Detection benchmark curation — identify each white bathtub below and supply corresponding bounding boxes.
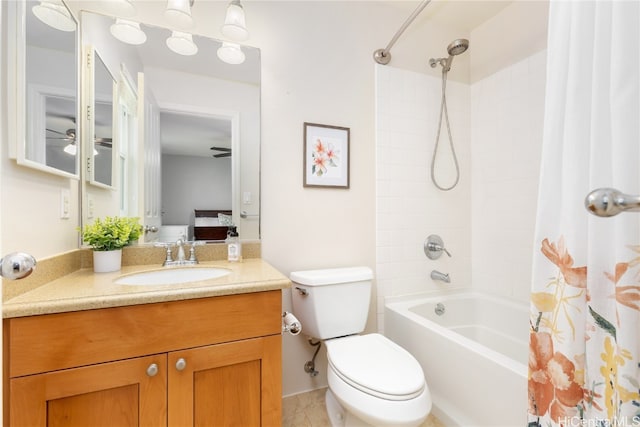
[384,291,528,427]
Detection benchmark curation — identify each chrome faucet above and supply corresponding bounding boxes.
[175,239,186,262]
[156,240,204,267]
[431,270,450,283]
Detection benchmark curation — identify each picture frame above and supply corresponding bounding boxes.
[303,122,350,188]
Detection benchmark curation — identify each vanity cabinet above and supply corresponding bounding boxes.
[4,291,282,427]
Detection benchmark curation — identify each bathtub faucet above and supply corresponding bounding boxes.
[431,270,450,283]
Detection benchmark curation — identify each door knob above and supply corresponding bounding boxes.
[0,252,36,280]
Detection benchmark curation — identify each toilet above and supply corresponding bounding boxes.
[291,267,431,427]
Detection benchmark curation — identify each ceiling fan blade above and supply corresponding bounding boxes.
[95,138,113,145]
[213,153,232,158]
[46,128,68,136]
[47,113,76,123]
[210,146,232,152]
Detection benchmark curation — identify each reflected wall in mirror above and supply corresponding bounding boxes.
[87,49,116,188]
[161,111,232,227]
[79,11,261,241]
[11,0,79,178]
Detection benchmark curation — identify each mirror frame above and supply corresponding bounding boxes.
[8,0,80,180]
[83,45,118,190]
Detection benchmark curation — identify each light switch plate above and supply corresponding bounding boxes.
[60,189,70,219]
[87,194,94,219]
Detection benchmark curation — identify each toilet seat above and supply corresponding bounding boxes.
[326,333,425,401]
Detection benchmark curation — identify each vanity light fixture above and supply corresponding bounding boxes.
[102,0,136,17]
[217,41,245,65]
[166,31,198,56]
[110,19,147,45]
[221,0,249,42]
[32,0,75,32]
[164,0,195,30]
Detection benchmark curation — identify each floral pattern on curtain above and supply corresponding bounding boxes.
[528,0,640,426]
[529,237,640,425]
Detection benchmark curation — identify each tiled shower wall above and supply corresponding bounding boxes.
[470,50,546,303]
[375,64,472,332]
[375,51,546,329]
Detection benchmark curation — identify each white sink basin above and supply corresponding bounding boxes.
[115,267,231,286]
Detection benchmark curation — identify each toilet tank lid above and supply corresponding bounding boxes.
[290,267,373,286]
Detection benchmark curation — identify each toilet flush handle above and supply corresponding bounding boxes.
[295,286,308,296]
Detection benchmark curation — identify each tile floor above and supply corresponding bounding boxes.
[282,388,445,427]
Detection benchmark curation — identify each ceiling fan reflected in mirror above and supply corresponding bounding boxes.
[210,146,231,158]
[46,128,111,155]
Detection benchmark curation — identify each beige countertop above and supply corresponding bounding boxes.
[3,258,290,318]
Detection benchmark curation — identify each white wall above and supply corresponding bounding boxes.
[161,153,231,226]
[470,51,546,303]
[470,1,549,84]
[468,1,548,304]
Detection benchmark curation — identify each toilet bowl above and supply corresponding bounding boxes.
[325,334,431,427]
[290,267,432,427]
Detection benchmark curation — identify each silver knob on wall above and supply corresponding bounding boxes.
[0,252,36,280]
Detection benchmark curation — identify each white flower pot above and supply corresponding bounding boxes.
[93,249,122,273]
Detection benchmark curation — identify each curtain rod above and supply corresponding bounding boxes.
[373,0,432,65]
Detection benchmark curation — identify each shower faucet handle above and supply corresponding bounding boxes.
[424,235,452,259]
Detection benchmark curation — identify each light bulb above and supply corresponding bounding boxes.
[32,0,75,32]
[63,143,76,155]
[110,19,147,45]
[221,1,249,41]
[164,0,194,30]
[217,41,245,65]
[166,31,198,56]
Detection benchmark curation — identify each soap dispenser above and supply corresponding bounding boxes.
[226,226,242,262]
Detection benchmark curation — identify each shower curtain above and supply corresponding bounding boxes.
[528,1,640,426]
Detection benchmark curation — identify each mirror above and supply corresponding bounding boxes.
[10,0,79,179]
[79,11,261,241]
[85,47,116,188]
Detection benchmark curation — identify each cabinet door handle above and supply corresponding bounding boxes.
[146,363,159,377]
[175,358,187,371]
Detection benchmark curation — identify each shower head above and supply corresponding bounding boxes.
[447,39,469,56]
[430,38,470,72]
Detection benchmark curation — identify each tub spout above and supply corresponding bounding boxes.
[431,270,450,283]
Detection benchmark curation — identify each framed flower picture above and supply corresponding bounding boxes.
[303,122,350,188]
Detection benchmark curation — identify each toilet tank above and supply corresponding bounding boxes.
[290,267,373,340]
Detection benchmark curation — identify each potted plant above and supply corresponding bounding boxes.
[80,216,142,273]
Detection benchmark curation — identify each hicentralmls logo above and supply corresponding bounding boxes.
[558,416,640,427]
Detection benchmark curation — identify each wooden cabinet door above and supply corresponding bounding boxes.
[168,335,282,427]
[10,354,167,427]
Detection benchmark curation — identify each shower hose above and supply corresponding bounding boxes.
[431,69,460,191]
